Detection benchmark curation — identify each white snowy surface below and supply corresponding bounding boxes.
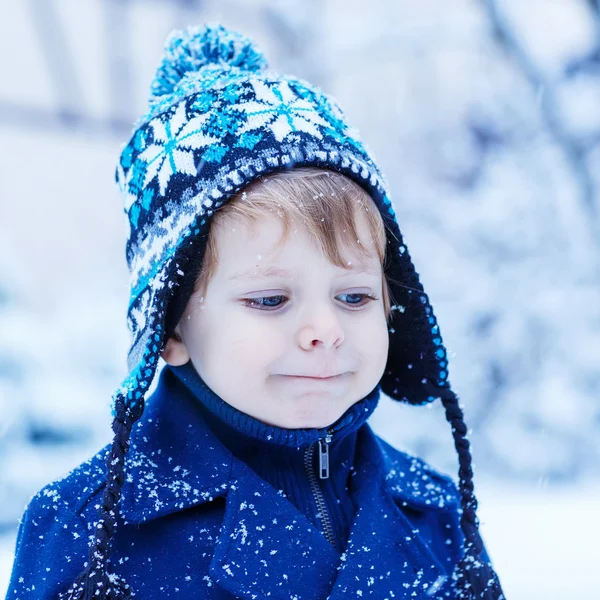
[475,481,599,599]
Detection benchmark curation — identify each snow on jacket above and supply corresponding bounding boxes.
[6,364,492,599]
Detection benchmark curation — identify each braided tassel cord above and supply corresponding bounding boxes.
[59,395,144,599]
[424,380,506,600]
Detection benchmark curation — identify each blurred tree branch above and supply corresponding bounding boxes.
[585,0,600,15]
[481,0,600,246]
[28,0,86,117]
[0,102,131,137]
[103,0,134,126]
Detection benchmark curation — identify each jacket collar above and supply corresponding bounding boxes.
[121,365,233,523]
[205,424,459,600]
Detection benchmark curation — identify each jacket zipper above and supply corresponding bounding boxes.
[303,430,336,549]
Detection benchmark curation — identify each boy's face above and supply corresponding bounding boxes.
[162,210,389,429]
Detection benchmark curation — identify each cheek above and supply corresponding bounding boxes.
[201,307,285,368]
[357,311,389,366]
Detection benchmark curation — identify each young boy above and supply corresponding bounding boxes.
[5,24,505,600]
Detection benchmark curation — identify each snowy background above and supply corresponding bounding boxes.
[1,1,599,598]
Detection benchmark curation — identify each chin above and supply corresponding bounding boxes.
[286,405,346,430]
[262,388,356,429]
[281,419,331,430]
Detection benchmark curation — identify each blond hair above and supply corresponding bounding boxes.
[189,167,394,320]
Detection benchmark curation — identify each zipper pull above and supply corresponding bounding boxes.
[318,434,332,479]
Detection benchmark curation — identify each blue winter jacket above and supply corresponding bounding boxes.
[5,363,491,599]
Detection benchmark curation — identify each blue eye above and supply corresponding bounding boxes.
[339,293,372,305]
[243,295,287,309]
[243,293,377,312]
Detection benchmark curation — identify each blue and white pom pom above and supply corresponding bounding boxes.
[149,23,268,101]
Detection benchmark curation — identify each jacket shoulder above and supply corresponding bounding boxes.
[26,443,109,521]
[5,445,110,598]
[47,444,108,503]
[373,433,461,510]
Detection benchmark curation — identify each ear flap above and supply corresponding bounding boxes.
[375,201,450,405]
[163,230,210,340]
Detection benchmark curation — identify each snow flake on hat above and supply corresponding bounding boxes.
[139,103,217,195]
[232,80,329,142]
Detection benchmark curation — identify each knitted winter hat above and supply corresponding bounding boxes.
[62,24,504,600]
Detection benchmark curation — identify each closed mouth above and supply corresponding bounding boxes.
[282,373,347,380]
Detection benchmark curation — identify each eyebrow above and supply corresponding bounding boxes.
[228,263,381,282]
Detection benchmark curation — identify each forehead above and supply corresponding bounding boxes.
[213,210,381,275]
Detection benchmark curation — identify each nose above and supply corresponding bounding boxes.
[297,304,345,350]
